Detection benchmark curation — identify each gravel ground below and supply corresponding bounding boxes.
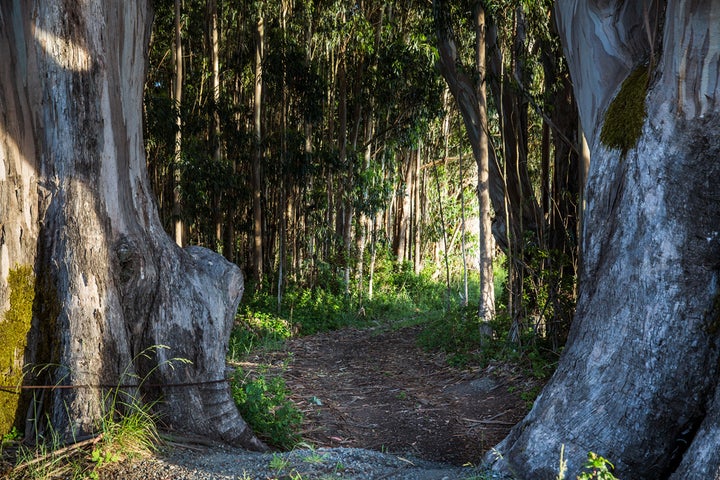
[103,444,507,479]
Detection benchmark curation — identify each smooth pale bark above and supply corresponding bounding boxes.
[172,0,185,247]
[252,14,264,285]
[434,0,495,329]
[393,151,413,263]
[488,1,720,478]
[473,3,495,329]
[0,1,265,450]
[433,0,505,221]
[208,0,224,252]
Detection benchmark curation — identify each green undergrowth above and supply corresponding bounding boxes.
[5,346,177,479]
[231,366,302,450]
[417,305,559,379]
[228,260,453,449]
[416,254,559,378]
[231,260,447,359]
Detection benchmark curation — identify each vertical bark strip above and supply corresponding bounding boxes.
[0,1,265,450]
[489,1,720,478]
[252,13,264,285]
[473,2,495,329]
[172,0,184,247]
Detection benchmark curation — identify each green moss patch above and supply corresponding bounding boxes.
[0,265,35,434]
[600,64,649,156]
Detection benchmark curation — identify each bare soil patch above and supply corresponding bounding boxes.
[243,325,544,466]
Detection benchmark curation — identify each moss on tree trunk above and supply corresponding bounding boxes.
[0,265,34,434]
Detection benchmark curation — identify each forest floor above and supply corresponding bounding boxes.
[6,324,545,479]
[241,324,544,466]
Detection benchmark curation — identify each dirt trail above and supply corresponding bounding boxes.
[245,325,542,466]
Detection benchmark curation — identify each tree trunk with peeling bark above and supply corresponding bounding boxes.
[488,1,720,478]
[0,1,265,451]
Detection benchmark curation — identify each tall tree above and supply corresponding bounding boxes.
[0,0,265,450]
[489,1,720,478]
[472,2,495,331]
[434,0,497,332]
[252,7,265,285]
[172,0,185,247]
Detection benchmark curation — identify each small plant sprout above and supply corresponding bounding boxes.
[576,452,618,480]
[303,450,327,464]
[269,452,290,471]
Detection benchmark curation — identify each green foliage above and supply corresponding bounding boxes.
[418,303,560,376]
[229,310,293,360]
[236,254,449,346]
[555,448,619,480]
[2,427,20,444]
[0,265,35,435]
[600,64,649,156]
[365,260,446,324]
[269,452,291,471]
[231,367,303,450]
[415,259,514,369]
[283,288,352,335]
[417,304,483,368]
[576,452,618,480]
[484,313,559,379]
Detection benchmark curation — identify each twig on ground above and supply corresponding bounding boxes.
[12,433,104,473]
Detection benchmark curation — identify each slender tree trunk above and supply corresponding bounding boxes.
[432,151,452,299]
[355,117,375,305]
[413,146,423,274]
[208,0,224,252]
[489,2,720,478]
[172,0,185,247]
[394,151,413,263]
[0,0,265,450]
[252,13,264,286]
[458,147,469,308]
[368,217,377,300]
[434,0,495,329]
[474,2,495,334]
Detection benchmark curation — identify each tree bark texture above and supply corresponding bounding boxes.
[473,2,495,328]
[172,0,184,247]
[488,1,720,478]
[252,14,264,286]
[0,1,265,450]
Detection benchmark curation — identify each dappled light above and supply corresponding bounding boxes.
[32,25,92,73]
[5,0,720,478]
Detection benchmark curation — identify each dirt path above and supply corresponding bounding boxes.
[243,325,543,466]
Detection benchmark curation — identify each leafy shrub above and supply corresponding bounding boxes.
[284,288,350,335]
[231,368,302,449]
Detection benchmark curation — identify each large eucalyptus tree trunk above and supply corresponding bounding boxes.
[0,1,265,451]
[488,1,720,478]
